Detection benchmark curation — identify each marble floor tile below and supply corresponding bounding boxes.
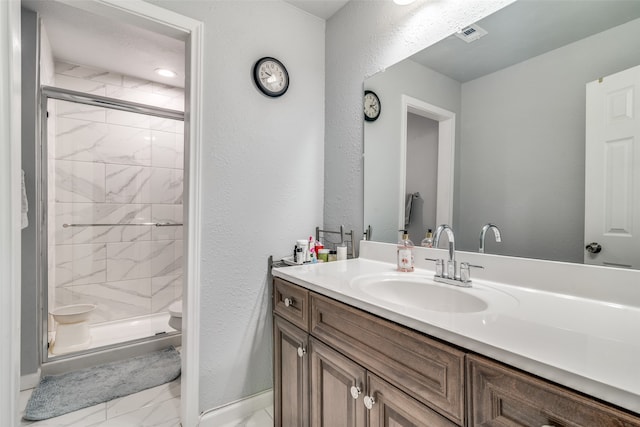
[21,402,107,427]
[264,404,274,419]
[220,408,274,427]
[89,395,180,427]
[106,378,181,419]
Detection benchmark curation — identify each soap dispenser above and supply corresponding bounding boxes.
[397,230,414,272]
[421,229,434,248]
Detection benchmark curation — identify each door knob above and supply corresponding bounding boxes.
[350,386,361,399]
[363,395,376,410]
[585,242,602,253]
[284,297,295,307]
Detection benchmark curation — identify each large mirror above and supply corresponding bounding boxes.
[364,0,640,269]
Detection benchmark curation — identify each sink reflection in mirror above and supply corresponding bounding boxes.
[349,272,517,314]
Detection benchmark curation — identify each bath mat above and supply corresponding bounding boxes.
[24,346,181,421]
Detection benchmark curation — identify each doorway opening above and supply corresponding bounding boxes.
[400,95,455,233]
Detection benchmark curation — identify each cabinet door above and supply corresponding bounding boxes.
[311,293,465,424]
[309,337,367,427]
[274,315,309,427]
[367,373,458,427]
[467,354,640,427]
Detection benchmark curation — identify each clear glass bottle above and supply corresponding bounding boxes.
[397,230,414,272]
[421,229,434,248]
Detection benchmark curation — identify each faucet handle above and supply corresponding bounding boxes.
[425,258,444,277]
[460,262,483,283]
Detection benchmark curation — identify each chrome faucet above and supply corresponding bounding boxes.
[433,224,456,279]
[427,224,483,287]
[479,223,502,253]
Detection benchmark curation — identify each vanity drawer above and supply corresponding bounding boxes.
[310,293,465,426]
[273,278,310,331]
[467,354,640,427]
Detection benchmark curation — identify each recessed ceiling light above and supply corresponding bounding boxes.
[393,0,416,5]
[155,68,177,78]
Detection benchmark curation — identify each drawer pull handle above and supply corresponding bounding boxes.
[297,346,306,358]
[284,297,295,307]
[363,395,376,410]
[350,386,361,400]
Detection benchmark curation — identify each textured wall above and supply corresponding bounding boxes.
[325,0,514,241]
[146,0,325,412]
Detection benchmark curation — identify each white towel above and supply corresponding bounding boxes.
[21,169,28,229]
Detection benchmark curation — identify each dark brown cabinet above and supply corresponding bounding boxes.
[310,293,465,425]
[309,336,455,427]
[274,315,309,427]
[310,337,367,427]
[274,278,640,427]
[274,278,464,427]
[367,373,457,427]
[467,354,640,427]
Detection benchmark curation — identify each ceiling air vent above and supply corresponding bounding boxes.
[455,24,488,43]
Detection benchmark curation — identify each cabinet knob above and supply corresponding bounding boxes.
[297,346,306,358]
[350,386,361,400]
[284,297,295,307]
[363,395,376,410]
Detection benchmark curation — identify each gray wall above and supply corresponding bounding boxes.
[456,17,640,261]
[325,0,514,242]
[21,7,39,378]
[406,113,438,242]
[146,0,325,412]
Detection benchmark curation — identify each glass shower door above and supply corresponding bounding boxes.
[44,93,184,358]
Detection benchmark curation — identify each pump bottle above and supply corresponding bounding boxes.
[421,229,434,248]
[397,230,414,272]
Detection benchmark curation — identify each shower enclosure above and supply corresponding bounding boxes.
[41,81,184,361]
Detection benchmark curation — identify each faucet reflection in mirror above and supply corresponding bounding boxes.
[479,223,501,254]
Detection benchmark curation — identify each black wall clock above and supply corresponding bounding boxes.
[364,90,381,121]
[253,57,289,97]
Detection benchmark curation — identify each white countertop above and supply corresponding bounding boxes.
[272,243,640,415]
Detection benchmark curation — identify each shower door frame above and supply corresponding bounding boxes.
[39,86,186,365]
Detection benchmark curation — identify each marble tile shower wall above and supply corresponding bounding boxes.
[48,61,184,326]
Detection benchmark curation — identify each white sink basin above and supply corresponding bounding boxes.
[350,273,516,314]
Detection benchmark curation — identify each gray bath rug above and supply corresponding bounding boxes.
[24,346,181,421]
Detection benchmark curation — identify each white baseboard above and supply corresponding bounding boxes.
[199,389,273,427]
[20,369,41,391]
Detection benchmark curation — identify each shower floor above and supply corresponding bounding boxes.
[48,312,178,358]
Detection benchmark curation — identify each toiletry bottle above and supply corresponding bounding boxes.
[421,229,434,248]
[306,236,314,262]
[337,243,347,261]
[397,230,414,272]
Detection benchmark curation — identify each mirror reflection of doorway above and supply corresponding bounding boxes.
[585,64,640,269]
[405,113,438,240]
[400,95,455,241]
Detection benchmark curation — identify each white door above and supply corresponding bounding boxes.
[585,64,640,268]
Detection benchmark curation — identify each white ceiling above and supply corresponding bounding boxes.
[410,0,640,83]
[284,0,349,20]
[22,0,186,88]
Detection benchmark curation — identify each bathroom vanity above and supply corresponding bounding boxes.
[271,241,640,426]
